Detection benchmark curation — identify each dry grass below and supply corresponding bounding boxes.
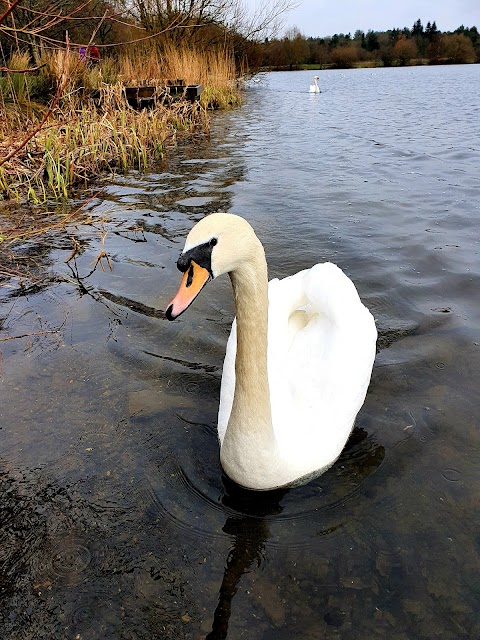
[0,44,241,203]
[116,44,241,108]
[1,94,203,201]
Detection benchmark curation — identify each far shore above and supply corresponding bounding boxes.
[261,59,479,72]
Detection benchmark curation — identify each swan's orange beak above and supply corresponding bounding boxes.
[166,260,211,320]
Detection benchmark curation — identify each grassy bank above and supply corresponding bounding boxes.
[0,46,241,204]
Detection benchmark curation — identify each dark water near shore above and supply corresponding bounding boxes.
[1,65,480,639]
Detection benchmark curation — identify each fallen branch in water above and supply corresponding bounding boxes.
[0,329,60,342]
[0,189,105,247]
[0,313,67,343]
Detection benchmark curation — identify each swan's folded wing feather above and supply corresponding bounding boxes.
[268,263,377,461]
[218,262,377,466]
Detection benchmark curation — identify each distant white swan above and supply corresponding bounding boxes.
[309,76,320,93]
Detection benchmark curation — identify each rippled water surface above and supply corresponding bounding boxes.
[1,65,480,639]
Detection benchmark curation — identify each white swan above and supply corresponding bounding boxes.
[309,75,320,93]
[166,214,377,490]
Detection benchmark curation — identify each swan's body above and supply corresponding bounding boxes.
[167,214,377,490]
[309,75,320,93]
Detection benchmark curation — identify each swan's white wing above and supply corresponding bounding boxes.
[267,263,376,465]
[218,262,377,468]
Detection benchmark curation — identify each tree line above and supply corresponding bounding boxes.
[257,19,479,69]
[0,0,294,71]
[1,4,478,75]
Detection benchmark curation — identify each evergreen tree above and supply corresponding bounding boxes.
[365,30,380,51]
[425,21,439,40]
[388,28,400,44]
[412,19,424,36]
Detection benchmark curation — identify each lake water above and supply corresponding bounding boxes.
[1,65,479,639]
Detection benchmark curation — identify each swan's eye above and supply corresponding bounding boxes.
[210,238,218,247]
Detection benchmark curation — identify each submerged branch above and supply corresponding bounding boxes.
[0,328,60,342]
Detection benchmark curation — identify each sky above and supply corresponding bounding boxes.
[258,0,480,38]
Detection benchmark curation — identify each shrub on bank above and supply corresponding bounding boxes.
[0,45,241,202]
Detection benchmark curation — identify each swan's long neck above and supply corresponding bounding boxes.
[220,241,282,489]
[230,257,271,427]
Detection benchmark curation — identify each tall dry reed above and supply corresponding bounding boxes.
[0,44,241,202]
[117,44,241,109]
[0,84,205,202]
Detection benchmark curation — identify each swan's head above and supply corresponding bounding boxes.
[166,213,260,320]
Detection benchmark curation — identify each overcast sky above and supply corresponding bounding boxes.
[267,0,479,38]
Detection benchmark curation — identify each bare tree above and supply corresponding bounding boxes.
[124,0,297,46]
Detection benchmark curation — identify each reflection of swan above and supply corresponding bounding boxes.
[205,480,285,640]
[205,515,267,640]
[203,427,384,639]
[166,213,377,490]
[309,75,320,93]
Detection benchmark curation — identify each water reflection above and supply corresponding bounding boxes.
[205,429,385,639]
[206,481,286,640]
